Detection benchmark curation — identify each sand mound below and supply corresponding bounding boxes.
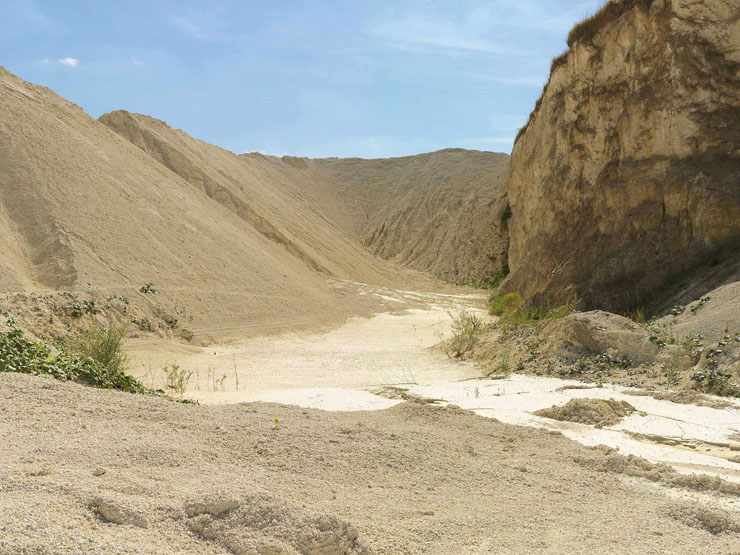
[185,493,370,554]
[668,504,740,535]
[535,398,635,427]
[1,66,466,338]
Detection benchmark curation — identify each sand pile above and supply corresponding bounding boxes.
[0,66,462,337]
[535,398,636,427]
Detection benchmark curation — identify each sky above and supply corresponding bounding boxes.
[2,0,604,158]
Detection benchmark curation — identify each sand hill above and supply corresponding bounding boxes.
[243,151,511,283]
[0,66,512,337]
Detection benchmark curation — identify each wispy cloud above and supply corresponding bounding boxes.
[369,14,528,57]
[167,8,231,42]
[451,72,545,87]
[170,14,205,39]
[58,57,78,67]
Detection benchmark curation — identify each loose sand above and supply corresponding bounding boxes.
[3,372,740,554]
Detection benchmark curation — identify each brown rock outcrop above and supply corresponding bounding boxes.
[504,0,740,311]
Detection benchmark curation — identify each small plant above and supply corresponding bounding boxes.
[131,317,153,331]
[165,318,178,330]
[140,282,158,295]
[494,350,511,376]
[489,292,522,316]
[627,306,647,324]
[446,309,485,358]
[669,305,685,317]
[665,351,683,385]
[67,323,129,374]
[648,322,678,348]
[163,363,193,398]
[690,296,711,314]
[68,302,84,319]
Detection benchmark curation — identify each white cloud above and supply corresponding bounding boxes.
[39,58,50,64]
[369,14,528,57]
[170,14,205,39]
[58,57,78,67]
[452,72,545,87]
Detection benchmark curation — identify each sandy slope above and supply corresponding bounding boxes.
[242,150,510,283]
[3,372,740,554]
[1,65,503,338]
[0,66,442,333]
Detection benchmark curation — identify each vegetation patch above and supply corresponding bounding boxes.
[567,0,656,48]
[67,322,129,375]
[469,268,508,290]
[0,318,147,394]
[444,309,486,358]
[489,292,522,316]
[499,300,578,327]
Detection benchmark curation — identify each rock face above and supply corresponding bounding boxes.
[504,0,740,311]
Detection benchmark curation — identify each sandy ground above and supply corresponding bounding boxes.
[3,372,740,554]
[126,288,740,488]
[125,288,488,403]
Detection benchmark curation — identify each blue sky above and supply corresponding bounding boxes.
[2,0,604,158]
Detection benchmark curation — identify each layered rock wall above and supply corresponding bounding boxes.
[504,0,740,310]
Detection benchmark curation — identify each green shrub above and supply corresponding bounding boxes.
[0,320,146,393]
[502,300,579,327]
[691,369,740,398]
[446,309,485,358]
[140,282,157,295]
[470,268,509,290]
[67,323,129,374]
[489,293,522,316]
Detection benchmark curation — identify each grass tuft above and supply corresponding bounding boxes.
[501,300,579,327]
[67,322,129,374]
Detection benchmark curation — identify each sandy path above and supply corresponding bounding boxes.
[126,289,487,405]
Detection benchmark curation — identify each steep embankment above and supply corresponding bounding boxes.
[504,0,740,311]
[244,150,511,284]
[0,67,401,330]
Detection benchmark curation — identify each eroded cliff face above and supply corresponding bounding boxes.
[504,0,740,311]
